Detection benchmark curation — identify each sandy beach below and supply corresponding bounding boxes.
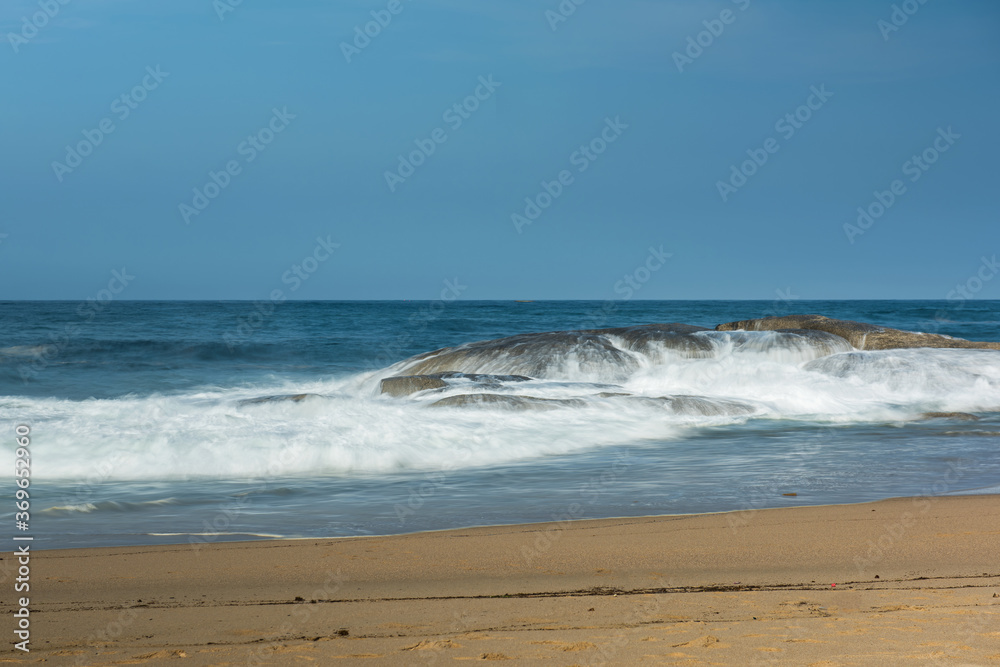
[4,495,997,666]
[7,0,1000,660]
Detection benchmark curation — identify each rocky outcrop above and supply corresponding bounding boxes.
[379,372,532,397]
[384,324,718,379]
[581,323,714,356]
[391,330,639,378]
[372,316,1000,409]
[716,314,1000,350]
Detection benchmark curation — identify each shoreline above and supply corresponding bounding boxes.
[9,494,999,664]
[34,488,1000,553]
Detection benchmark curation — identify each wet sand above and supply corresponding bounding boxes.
[7,495,999,665]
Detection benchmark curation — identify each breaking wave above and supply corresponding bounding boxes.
[3,323,999,482]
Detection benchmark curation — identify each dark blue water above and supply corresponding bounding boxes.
[3,299,998,400]
[1,300,998,549]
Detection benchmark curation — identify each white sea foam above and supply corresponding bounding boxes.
[41,498,179,514]
[4,333,999,482]
[145,532,285,538]
[0,345,51,358]
[945,484,1000,496]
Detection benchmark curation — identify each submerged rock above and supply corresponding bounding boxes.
[429,393,584,410]
[380,375,447,397]
[603,393,755,416]
[661,395,756,416]
[427,390,754,415]
[919,412,980,421]
[379,372,532,397]
[237,393,317,406]
[716,314,1000,350]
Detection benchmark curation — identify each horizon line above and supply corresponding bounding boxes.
[1,298,994,303]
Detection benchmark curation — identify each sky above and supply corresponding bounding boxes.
[1,0,998,300]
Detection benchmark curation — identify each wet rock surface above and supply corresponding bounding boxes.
[391,330,642,379]
[429,394,585,410]
[716,314,1000,350]
[374,316,1000,410]
[380,372,532,397]
[237,393,318,406]
[919,412,981,421]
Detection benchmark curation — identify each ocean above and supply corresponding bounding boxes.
[2,300,999,550]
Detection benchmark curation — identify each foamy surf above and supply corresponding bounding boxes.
[3,302,998,550]
[41,498,179,514]
[4,326,999,482]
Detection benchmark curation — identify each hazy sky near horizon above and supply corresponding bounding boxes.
[1,0,998,300]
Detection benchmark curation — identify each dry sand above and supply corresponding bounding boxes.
[4,495,999,666]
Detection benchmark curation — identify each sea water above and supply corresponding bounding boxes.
[1,300,998,549]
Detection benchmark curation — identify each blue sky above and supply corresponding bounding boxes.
[1,0,998,300]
